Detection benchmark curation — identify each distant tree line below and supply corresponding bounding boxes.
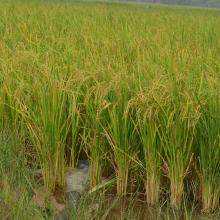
[125,0,220,7]
[151,0,220,7]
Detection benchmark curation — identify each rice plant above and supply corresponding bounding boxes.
[137,115,161,206]
[23,73,71,191]
[158,86,199,209]
[105,90,137,196]
[0,2,220,218]
[66,84,81,168]
[132,85,164,206]
[196,91,220,213]
[83,84,109,188]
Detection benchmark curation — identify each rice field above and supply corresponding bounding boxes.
[1,1,220,219]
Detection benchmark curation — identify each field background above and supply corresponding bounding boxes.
[1,1,220,219]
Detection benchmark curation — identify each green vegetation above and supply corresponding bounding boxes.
[1,1,220,219]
